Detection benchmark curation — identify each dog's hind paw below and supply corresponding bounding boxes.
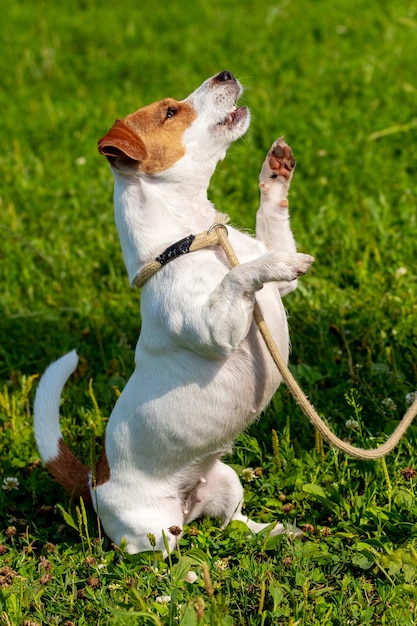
[269,522,303,539]
[244,517,303,539]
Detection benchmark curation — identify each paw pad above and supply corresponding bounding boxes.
[269,140,295,180]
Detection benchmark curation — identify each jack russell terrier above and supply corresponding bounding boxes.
[34,70,314,554]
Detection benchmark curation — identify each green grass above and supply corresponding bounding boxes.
[1,0,417,623]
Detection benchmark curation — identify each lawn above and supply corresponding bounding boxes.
[1,0,417,623]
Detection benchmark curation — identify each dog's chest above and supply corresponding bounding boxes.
[132,283,287,434]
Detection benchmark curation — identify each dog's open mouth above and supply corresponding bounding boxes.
[220,105,248,127]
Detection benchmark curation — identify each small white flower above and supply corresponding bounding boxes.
[2,477,19,491]
[155,595,171,604]
[336,24,348,34]
[75,156,87,166]
[185,570,198,584]
[345,419,359,430]
[242,467,256,482]
[214,557,230,571]
[406,391,417,405]
[381,398,397,412]
[395,267,407,278]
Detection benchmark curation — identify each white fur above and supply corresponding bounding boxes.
[34,350,79,461]
[34,72,313,554]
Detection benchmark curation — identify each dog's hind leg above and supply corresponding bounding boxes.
[184,460,244,524]
[184,460,301,538]
[95,486,185,556]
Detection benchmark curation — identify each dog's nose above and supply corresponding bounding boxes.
[215,70,235,83]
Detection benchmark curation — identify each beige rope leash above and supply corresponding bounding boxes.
[133,226,227,288]
[134,223,417,459]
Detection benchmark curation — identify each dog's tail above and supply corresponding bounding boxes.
[34,350,92,503]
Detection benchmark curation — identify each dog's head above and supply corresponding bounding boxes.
[98,71,250,177]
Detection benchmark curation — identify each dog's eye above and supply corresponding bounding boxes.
[165,107,179,120]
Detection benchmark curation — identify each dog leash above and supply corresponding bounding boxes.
[133,223,417,459]
[133,227,225,288]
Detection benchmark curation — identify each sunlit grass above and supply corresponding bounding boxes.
[1,0,417,623]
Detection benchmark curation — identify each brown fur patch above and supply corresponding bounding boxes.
[46,439,91,503]
[98,98,196,174]
[95,440,110,487]
[98,119,147,164]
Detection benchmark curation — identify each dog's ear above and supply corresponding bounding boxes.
[98,120,147,168]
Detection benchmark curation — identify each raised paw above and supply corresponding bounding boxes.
[294,252,314,276]
[289,253,314,280]
[269,137,295,180]
[262,251,314,285]
[259,138,296,207]
[260,137,296,184]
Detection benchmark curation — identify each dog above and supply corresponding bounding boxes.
[34,70,314,554]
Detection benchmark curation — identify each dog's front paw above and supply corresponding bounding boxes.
[284,252,314,281]
[293,252,314,277]
[259,138,296,208]
[260,251,314,285]
[260,137,296,184]
[269,137,296,180]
